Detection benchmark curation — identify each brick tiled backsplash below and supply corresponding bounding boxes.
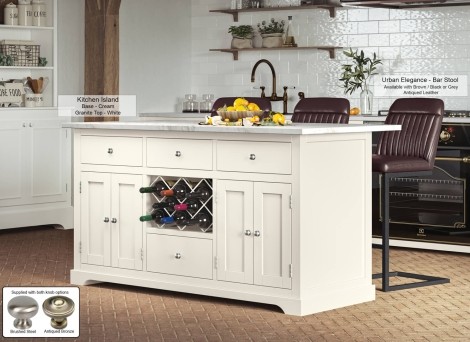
[191,1,470,113]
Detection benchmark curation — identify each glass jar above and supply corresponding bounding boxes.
[199,94,214,114]
[182,94,198,113]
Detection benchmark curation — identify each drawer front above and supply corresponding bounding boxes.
[81,136,143,166]
[217,141,292,174]
[147,138,213,170]
[147,234,213,279]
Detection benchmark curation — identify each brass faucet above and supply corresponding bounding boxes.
[251,59,288,114]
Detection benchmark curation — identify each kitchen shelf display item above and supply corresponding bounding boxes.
[18,0,33,26]
[32,0,47,27]
[182,94,198,113]
[141,176,213,233]
[210,46,340,60]
[0,40,39,66]
[4,2,18,25]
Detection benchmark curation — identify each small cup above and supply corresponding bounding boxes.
[25,94,36,107]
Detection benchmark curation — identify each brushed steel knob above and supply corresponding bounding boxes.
[29,123,33,127]
[175,253,182,259]
[175,151,182,157]
[104,217,109,223]
[108,148,113,154]
[440,130,451,142]
[7,296,39,330]
[249,154,256,160]
[245,230,252,236]
[254,230,261,237]
[42,296,75,330]
[22,122,26,127]
[111,218,117,223]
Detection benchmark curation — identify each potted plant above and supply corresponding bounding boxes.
[339,48,382,114]
[257,18,285,48]
[228,25,254,49]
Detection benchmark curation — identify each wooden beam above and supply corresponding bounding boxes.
[84,0,121,121]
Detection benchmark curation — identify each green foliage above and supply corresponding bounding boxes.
[257,18,285,34]
[228,25,254,39]
[339,48,382,95]
[38,57,48,67]
[0,53,14,66]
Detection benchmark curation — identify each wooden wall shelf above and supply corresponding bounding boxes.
[209,5,339,21]
[209,46,341,60]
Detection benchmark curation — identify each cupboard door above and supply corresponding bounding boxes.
[110,174,143,270]
[253,182,292,289]
[216,180,254,284]
[80,172,111,266]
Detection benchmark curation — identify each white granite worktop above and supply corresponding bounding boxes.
[63,120,400,135]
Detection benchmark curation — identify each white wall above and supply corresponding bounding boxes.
[191,1,470,113]
[119,0,191,113]
[57,0,84,95]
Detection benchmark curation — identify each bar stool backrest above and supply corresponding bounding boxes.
[292,97,350,124]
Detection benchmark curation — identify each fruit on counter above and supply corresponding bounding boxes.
[349,107,360,115]
[247,102,260,111]
[235,105,248,111]
[234,97,249,107]
[217,98,261,112]
[272,113,285,125]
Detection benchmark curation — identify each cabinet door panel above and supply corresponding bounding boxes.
[111,174,143,270]
[31,120,68,203]
[253,182,292,289]
[81,172,111,266]
[0,121,26,205]
[216,180,254,284]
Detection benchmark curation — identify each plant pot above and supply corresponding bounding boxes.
[231,36,253,49]
[261,33,283,48]
[360,87,373,115]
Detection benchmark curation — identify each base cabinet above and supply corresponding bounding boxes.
[80,172,143,270]
[216,180,292,289]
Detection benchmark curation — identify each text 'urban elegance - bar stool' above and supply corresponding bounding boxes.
[373,98,450,291]
[292,97,350,124]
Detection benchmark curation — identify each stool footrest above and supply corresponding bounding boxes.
[373,271,450,292]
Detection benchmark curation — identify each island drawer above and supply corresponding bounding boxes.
[147,138,213,170]
[81,135,143,166]
[217,140,292,174]
[146,234,213,279]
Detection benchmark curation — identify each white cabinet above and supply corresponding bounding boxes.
[80,172,143,270]
[0,110,72,230]
[216,180,292,289]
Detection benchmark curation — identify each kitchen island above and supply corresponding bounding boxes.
[65,120,399,316]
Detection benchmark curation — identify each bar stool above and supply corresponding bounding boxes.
[292,97,350,123]
[373,98,450,291]
[210,97,271,117]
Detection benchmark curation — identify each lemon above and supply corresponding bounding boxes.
[235,105,247,111]
[247,102,260,111]
[226,106,236,111]
[272,113,285,125]
[252,115,260,122]
[234,97,249,107]
[350,107,360,115]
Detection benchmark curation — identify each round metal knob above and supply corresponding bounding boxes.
[440,130,451,142]
[245,230,252,236]
[108,148,113,154]
[175,151,182,157]
[111,218,117,223]
[8,296,39,330]
[175,253,182,259]
[254,230,261,237]
[104,217,109,223]
[249,154,256,160]
[22,122,26,127]
[29,123,33,127]
[42,296,75,330]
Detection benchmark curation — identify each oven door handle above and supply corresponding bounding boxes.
[436,156,470,163]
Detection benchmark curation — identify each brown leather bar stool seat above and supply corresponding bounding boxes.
[292,97,350,123]
[210,97,272,117]
[373,98,450,291]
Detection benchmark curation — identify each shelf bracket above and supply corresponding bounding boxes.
[318,47,336,59]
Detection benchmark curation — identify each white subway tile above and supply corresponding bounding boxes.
[358,21,379,34]
[379,20,400,34]
[347,9,369,22]
[369,34,390,47]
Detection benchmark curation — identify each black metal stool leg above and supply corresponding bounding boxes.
[373,172,450,292]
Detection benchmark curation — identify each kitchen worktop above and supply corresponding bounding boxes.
[63,120,400,135]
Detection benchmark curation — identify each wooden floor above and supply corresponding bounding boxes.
[0,226,469,341]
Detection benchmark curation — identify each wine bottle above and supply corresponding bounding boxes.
[180,213,212,229]
[186,186,211,201]
[139,210,165,222]
[160,182,191,199]
[174,211,191,225]
[174,199,200,212]
[152,197,177,210]
[160,216,175,225]
[139,181,171,196]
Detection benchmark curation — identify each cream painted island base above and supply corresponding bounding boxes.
[65,121,400,316]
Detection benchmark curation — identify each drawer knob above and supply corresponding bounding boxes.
[108,148,113,154]
[7,296,39,329]
[254,230,261,237]
[22,122,26,127]
[104,217,109,223]
[175,253,182,259]
[111,218,117,223]
[175,151,182,157]
[249,154,256,160]
[245,230,252,236]
[42,296,75,330]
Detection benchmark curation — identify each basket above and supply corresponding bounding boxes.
[0,40,40,67]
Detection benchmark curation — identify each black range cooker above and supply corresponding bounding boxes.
[371,110,470,253]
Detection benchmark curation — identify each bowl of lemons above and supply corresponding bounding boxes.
[217,98,264,122]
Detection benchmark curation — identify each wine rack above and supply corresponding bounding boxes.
[142,176,213,233]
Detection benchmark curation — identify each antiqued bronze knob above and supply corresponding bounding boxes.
[7,296,39,329]
[42,296,75,329]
